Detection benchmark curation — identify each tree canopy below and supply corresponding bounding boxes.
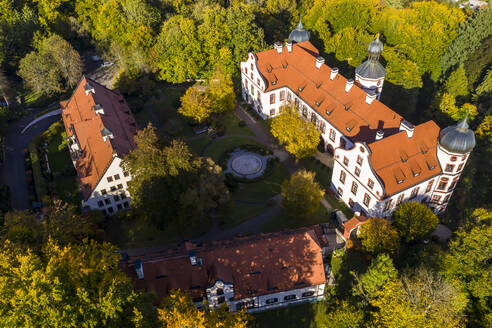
[358,218,400,254]
[392,201,439,243]
[270,107,320,159]
[281,169,324,218]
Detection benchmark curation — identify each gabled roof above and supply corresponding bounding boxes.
[253,41,403,144]
[121,225,327,303]
[61,76,138,199]
[368,121,442,196]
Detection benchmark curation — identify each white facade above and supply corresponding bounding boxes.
[80,156,132,215]
[355,74,385,99]
[206,279,325,313]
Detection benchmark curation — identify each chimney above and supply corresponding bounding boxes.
[274,42,283,54]
[315,57,325,69]
[399,119,415,138]
[134,259,144,280]
[330,67,339,80]
[345,79,354,93]
[286,41,293,52]
[375,130,384,141]
[365,91,377,104]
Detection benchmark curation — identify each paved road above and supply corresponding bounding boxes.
[2,109,61,210]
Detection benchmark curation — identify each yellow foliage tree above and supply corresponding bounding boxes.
[270,107,320,159]
[439,93,478,121]
[281,170,325,218]
[476,115,492,140]
[179,86,213,124]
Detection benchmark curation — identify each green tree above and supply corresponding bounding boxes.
[476,68,492,96]
[0,239,155,327]
[179,86,212,124]
[352,253,398,302]
[439,93,478,121]
[208,68,235,114]
[18,34,82,95]
[123,125,229,231]
[358,218,400,254]
[441,8,492,76]
[270,107,320,159]
[281,170,325,218]
[153,15,206,83]
[444,208,492,327]
[371,268,467,328]
[158,289,249,328]
[476,115,492,140]
[444,64,469,97]
[392,201,438,243]
[312,300,364,328]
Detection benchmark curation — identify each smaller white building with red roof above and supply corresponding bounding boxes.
[61,76,138,215]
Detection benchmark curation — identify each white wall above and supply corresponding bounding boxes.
[82,156,132,214]
[355,74,384,99]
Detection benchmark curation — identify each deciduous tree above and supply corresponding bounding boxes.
[208,68,235,114]
[444,64,469,97]
[352,253,398,302]
[270,107,320,159]
[312,300,365,328]
[392,201,438,243]
[371,268,467,328]
[281,170,324,218]
[179,86,212,124]
[358,218,400,254]
[0,239,155,327]
[439,93,478,122]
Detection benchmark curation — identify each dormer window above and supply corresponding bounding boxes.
[93,104,104,115]
[101,127,114,141]
[84,83,95,95]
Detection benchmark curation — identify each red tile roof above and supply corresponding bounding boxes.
[121,226,328,303]
[368,121,442,196]
[61,76,138,199]
[253,42,442,197]
[342,215,368,239]
[254,41,403,144]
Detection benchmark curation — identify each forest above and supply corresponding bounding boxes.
[0,0,491,327]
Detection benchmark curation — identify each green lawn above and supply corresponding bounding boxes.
[220,111,254,136]
[251,302,319,328]
[219,201,272,229]
[261,205,331,233]
[134,108,154,129]
[299,157,333,190]
[204,136,261,162]
[187,135,212,155]
[325,192,353,218]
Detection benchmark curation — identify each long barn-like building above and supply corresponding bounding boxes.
[241,21,476,217]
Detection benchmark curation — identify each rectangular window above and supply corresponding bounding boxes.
[368,179,374,189]
[114,195,120,202]
[339,171,346,184]
[107,176,113,183]
[354,167,361,177]
[117,204,123,210]
[114,174,120,180]
[123,171,129,177]
[111,186,117,191]
[319,122,326,133]
[410,187,419,199]
[250,72,253,79]
[425,180,434,193]
[329,129,336,141]
[280,91,285,101]
[363,193,371,207]
[383,199,392,211]
[432,195,441,203]
[357,155,363,166]
[98,200,104,207]
[437,181,447,190]
[120,192,126,199]
[257,78,260,85]
[302,106,308,118]
[270,94,275,104]
[349,198,354,208]
[287,92,292,102]
[104,198,111,205]
[302,291,315,298]
[251,63,253,70]
[117,183,123,189]
[270,108,275,116]
[101,189,107,195]
[294,98,299,108]
[343,157,349,166]
[337,187,343,196]
[245,67,248,74]
[257,90,260,99]
[445,164,454,172]
[284,295,296,301]
[123,201,129,208]
[457,163,464,171]
[351,181,358,195]
[266,298,278,304]
[396,194,404,205]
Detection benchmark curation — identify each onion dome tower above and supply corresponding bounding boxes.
[355,35,386,99]
[439,113,476,154]
[288,15,310,43]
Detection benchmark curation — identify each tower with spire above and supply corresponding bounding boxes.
[432,113,476,213]
[288,15,310,43]
[355,35,386,99]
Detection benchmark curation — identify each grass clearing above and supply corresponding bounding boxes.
[187,136,212,155]
[204,136,261,162]
[261,205,330,233]
[325,192,353,218]
[221,111,254,136]
[134,109,154,128]
[251,302,318,328]
[299,157,333,190]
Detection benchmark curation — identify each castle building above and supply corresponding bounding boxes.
[240,29,475,217]
[61,76,138,215]
[121,225,330,312]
